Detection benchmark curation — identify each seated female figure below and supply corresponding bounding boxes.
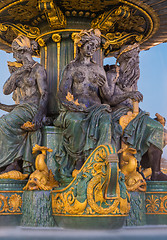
[54,29,141,180]
[0,35,48,174]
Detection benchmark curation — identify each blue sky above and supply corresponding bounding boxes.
[0,43,167,157]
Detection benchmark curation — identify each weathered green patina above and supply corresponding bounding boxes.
[54,104,112,180]
[112,106,164,164]
[0,103,42,173]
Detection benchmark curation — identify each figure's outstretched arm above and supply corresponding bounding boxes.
[107,91,143,106]
[59,66,72,99]
[99,67,143,106]
[101,82,143,106]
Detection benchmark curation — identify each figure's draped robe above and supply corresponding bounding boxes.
[0,103,42,173]
[54,104,112,178]
[54,103,164,179]
[112,106,164,163]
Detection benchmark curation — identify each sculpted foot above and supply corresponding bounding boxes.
[151,171,167,181]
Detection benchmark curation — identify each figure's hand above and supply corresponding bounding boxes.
[67,101,84,112]
[129,91,143,102]
[10,65,31,84]
[32,112,44,130]
[97,74,106,87]
[23,65,32,72]
[15,65,31,75]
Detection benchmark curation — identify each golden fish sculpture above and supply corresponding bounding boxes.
[23,144,59,191]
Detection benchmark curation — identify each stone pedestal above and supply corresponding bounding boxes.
[125,191,146,226]
[42,126,63,181]
[21,191,55,227]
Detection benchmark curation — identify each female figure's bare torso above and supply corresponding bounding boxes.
[69,61,106,107]
[13,63,43,106]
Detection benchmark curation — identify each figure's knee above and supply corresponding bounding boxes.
[99,114,111,126]
[141,151,150,169]
[66,112,84,126]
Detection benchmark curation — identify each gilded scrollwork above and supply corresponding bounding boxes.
[38,0,66,29]
[146,194,167,214]
[102,32,143,56]
[1,23,40,39]
[60,0,119,12]
[91,5,145,33]
[159,196,167,213]
[103,32,143,49]
[118,15,145,33]
[0,193,22,214]
[91,6,131,32]
[52,144,130,216]
[17,24,40,38]
[0,24,17,47]
[0,23,40,49]
[0,24,7,32]
[0,194,9,213]
[146,195,160,213]
[0,0,160,53]
[91,3,158,55]
[5,0,39,22]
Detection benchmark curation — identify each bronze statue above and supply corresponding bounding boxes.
[0,35,48,174]
[23,144,59,190]
[54,29,142,181]
[105,43,167,181]
[54,29,167,182]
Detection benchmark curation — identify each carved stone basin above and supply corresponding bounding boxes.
[0,179,27,226]
[51,144,130,229]
[52,214,126,230]
[145,181,167,225]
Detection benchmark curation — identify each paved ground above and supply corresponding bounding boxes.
[0,226,167,240]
